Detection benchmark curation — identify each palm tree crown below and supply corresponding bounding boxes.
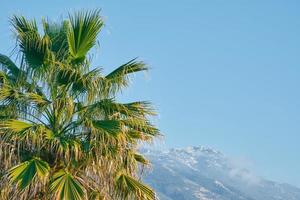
[0,10,159,200]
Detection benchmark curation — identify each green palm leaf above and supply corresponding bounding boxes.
[50,170,85,200]
[20,33,51,70]
[43,20,69,60]
[11,15,37,33]
[122,118,160,137]
[0,54,23,78]
[12,16,51,71]
[56,67,102,98]
[1,119,33,132]
[67,10,103,64]
[26,92,51,105]
[116,172,155,200]
[0,104,17,119]
[85,99,156,118]
[8,157,50,190]
[0,120,52,141]
[105,59,148,93]
[92,120,122,137]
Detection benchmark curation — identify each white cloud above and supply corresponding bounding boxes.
[227,156,262,185]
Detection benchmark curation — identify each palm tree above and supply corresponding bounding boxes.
[0,10,159,200]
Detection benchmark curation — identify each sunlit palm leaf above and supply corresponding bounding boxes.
[50,170,85,200]
[0,120,52,142]
[122,119,160,137]
[26,92,51,105]
[0,86,49,107]
[8,158,49,190]
[67,10,103,64]
[85,99,156,118]
[105,59,148,93]
[1,119,33,132]
[116,172,155,200]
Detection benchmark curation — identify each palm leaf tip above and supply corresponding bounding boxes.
[134,153,149,165]
[104,59,148,93]
[106,59,148,80]
[10,15,38,33]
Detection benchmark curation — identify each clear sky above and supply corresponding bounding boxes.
[1,0,300,187]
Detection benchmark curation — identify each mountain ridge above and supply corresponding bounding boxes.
[142,146,300,200]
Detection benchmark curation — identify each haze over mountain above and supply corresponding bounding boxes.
[142,146,300,200]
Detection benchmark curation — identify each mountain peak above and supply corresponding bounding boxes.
[143,145,300,200]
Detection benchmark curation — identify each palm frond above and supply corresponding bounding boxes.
[50,170,85,200]
[11,15,38,33]
[20,33,51,70]
[84,99,156,118]
[43,19,69,60]
[116,172,155,200]
[92,120,122,137]
[0,54,23,78]
[0,120,52,143]
[67,10,103,64]
[105,59,148,93]
[0,104,17,119]
[122,118,160,137]
[1,119,33,132]
[0,85,21,104]
[26,92,51,105]
[56,67,103,101]
[8,157,50,190]
[0,85,49,107]
[72,69,103,98]
[12,16,51,73]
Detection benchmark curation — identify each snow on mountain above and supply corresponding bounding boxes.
[142,146,300,200]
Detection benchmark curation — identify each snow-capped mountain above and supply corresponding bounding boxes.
[142,146,300,200]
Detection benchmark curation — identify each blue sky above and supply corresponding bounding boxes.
[1,0,300,187]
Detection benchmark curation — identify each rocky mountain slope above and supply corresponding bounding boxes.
[142,146,300,200]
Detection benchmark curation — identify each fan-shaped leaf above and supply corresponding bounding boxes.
[116,172,155,200]
[12,16,51,71]
[50,170,85,200]
[8,158,50,190]
[67,10,103,64]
